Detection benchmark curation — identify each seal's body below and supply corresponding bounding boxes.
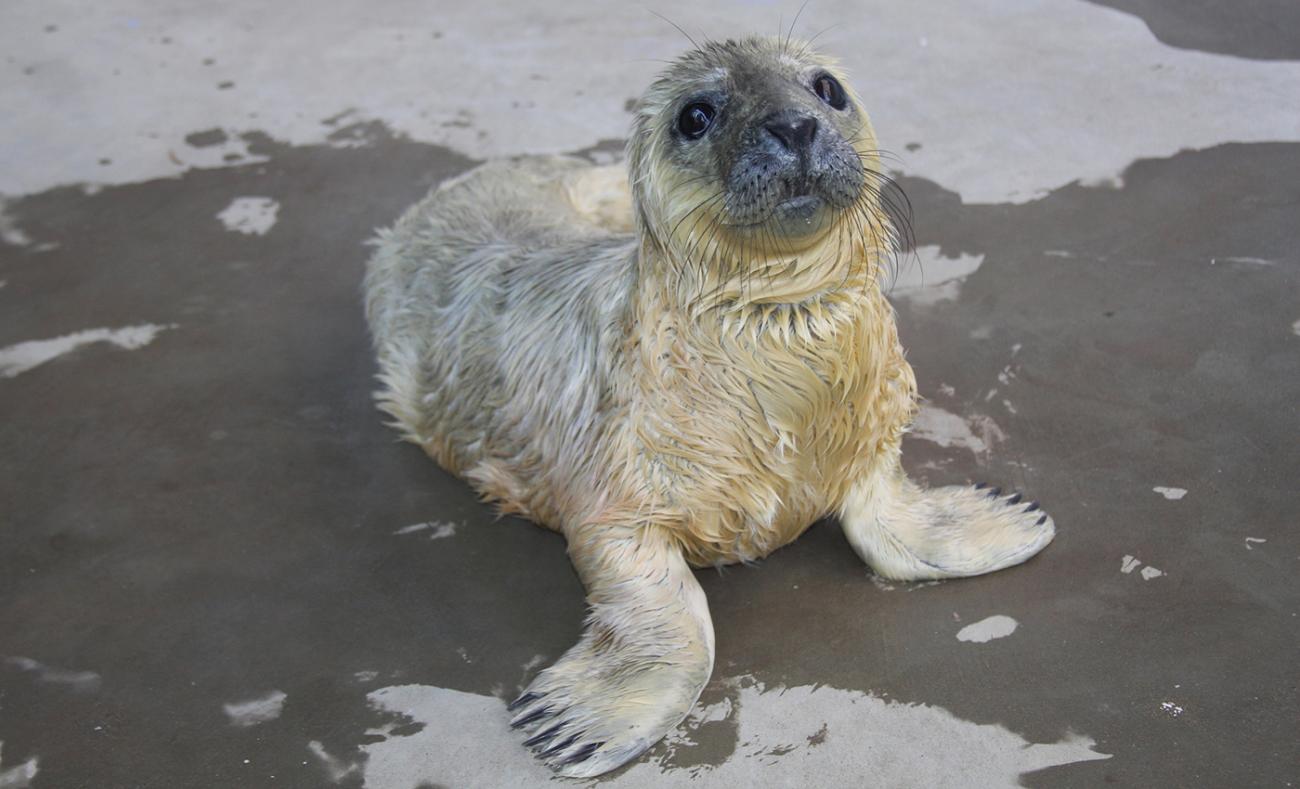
[367,153,910,566]
[365,37,1055,776]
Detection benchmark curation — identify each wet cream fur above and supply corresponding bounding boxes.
[364,36,1054,777]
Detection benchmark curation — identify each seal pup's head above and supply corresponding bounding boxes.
[628,36,901,304]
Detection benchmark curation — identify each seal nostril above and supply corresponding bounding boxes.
[763,112,818,152]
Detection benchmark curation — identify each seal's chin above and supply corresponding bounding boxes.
[768,195,833,241]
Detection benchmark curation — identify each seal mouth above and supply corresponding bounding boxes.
[774,194,823,221]
[724,192,831,230]
[765,194,831,238]
[722,166,858,240]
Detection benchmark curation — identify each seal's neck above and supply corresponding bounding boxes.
[636,216,892,319]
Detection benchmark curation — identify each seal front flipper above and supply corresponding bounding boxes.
[838,458,1056,581]
[508,523,714,776]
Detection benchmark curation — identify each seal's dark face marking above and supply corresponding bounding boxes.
[635,38,869,245]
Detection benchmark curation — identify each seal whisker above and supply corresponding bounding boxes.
[784,0,813,55]
[647,10,701,51]
[794,25,838,59]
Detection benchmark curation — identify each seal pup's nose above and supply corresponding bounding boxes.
[763,111,818,152]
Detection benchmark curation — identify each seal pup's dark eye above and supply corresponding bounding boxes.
[813,73,847,111]
[677,102,716,139]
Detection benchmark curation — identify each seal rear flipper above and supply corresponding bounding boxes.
[507,523,714,777]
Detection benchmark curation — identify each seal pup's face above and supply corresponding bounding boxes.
[629,37,888,290]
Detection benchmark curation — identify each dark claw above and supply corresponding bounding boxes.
[541,733,580,758]
[508,691,541,712]
[974,482,988,490]
[987,487,1002,498]
[562,741,603,766]
[511,705,552,728]
[524,719,567,748]
[1024,501,1040,512]
[1035,514,1047,526]
[1006,493,1022,505]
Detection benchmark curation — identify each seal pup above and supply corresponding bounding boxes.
[364,36,1055,777]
